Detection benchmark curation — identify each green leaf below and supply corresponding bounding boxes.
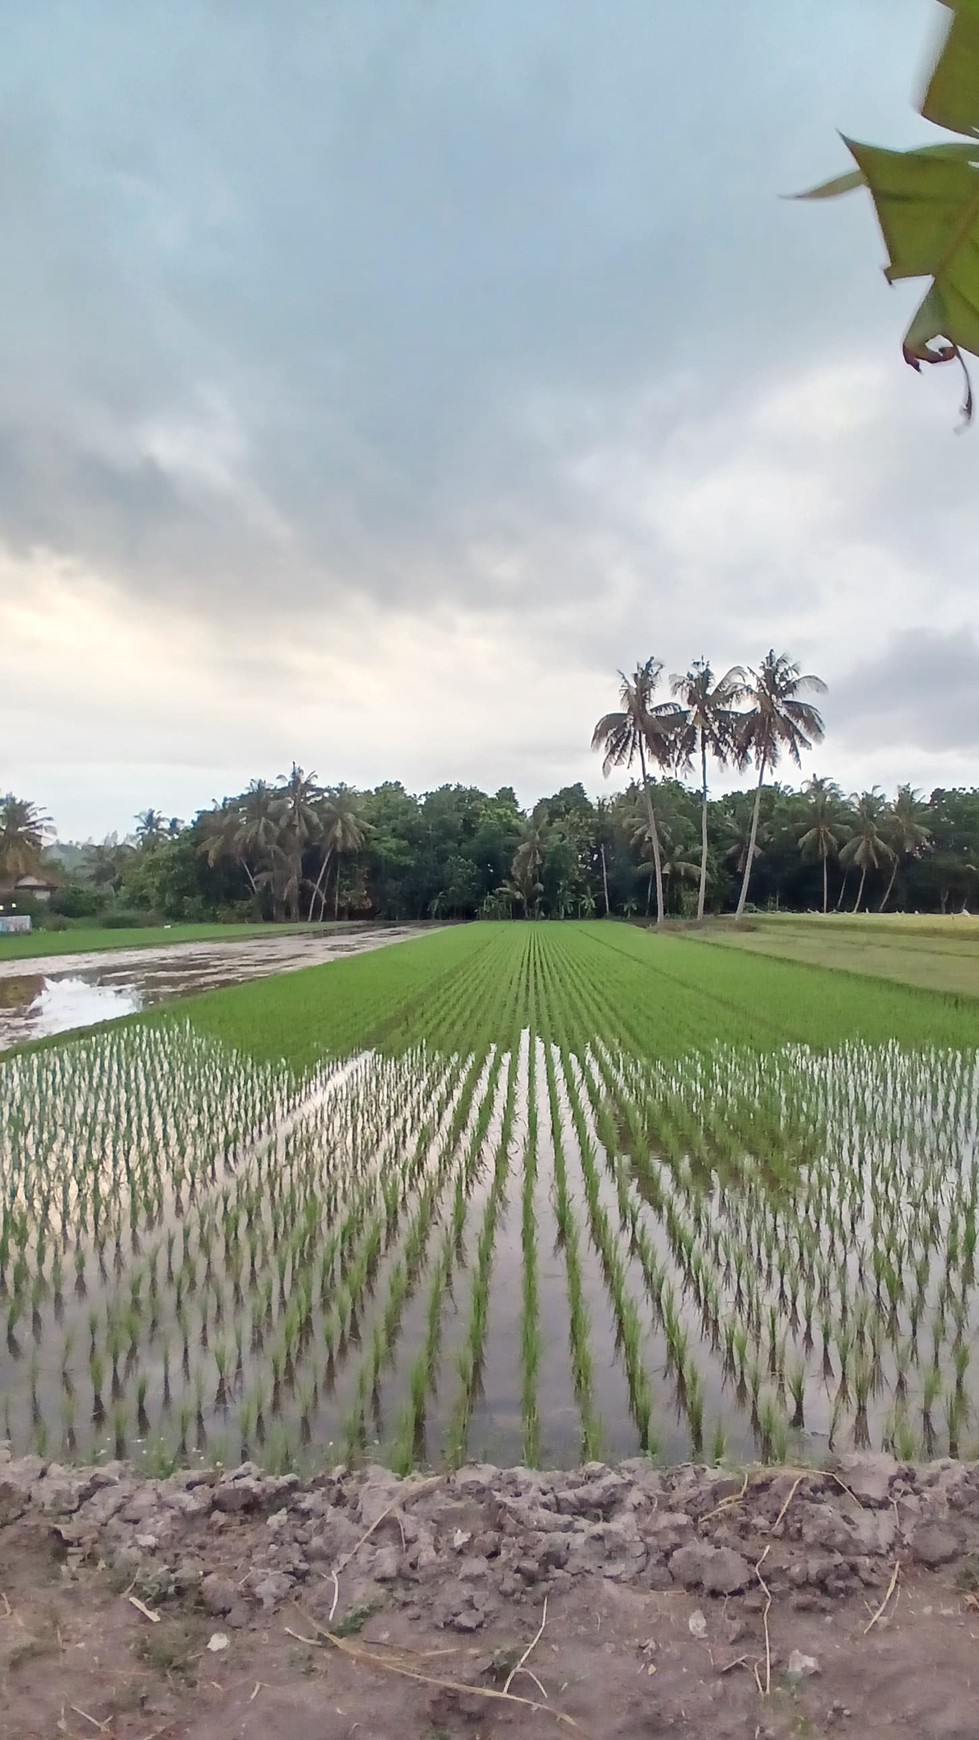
[794,167,865,201]
[832,138,979,372]
[793,142,979,203]
[842,137,979,286]
[923,1,979,137]
[800,2,979,413]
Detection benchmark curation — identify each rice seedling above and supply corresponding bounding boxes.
[3,924,979,1469]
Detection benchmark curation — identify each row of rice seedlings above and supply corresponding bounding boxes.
[388,1045,511,1471]
[556,1045,655,1453]
[340,1046,494,1459]
[445,1041,522,1465]
[600,1036,979,1457]
[556,939,973,1454]
[519,1033,542,1465]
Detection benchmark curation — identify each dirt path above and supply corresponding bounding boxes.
[0,925,439,1050]
[2,1452,978,1739]
[0,924,435,984]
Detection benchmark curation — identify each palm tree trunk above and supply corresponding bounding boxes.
[334,859,341,920]
[853,866,867,913]
[735,756,766,919]
[835,872,847,911]
[637,740,665,926]
[697,736,709,921]
[307,849,333,923]
[239,859,259,897]
[878,858,899,913]
[600,843,610,917]
[822,852,828,916]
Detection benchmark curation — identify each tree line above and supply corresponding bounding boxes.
[2,645,977,924]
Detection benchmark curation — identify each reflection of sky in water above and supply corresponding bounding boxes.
[0,928,426,1052]
[28,976,143,1037]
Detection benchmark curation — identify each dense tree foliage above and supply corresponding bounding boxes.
[7,644,979,923]
[13,776,979,925]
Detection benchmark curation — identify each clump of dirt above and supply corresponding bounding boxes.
[2,1447,979,1738]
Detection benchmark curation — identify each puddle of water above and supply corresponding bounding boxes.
[0,926,436,1052]
[28,977,143,1039]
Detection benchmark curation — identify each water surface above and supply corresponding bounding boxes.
[0,925,432,1051]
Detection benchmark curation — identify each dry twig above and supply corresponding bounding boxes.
[699,1470,751,1525]
[283,1615,582,1732]
[770,1474,806,1534]
[69,1708,112,1734]
[335,1476,442,1576]
[753,1545,772,1698]
[864,1560,901,1635]
[127,1596,160,1626]
[503,1597,549,1699]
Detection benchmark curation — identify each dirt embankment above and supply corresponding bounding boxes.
[2,1449,979,1738]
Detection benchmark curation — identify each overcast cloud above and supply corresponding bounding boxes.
[1,0,975,838]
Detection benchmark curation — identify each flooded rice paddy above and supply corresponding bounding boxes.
[2,1009,977,1473]
[0,926,430,1052]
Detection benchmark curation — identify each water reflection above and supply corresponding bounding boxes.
[28,976,143,1038]
[0,925,433,1052]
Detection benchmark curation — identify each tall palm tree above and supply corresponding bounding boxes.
[509,827,547,917]
[594,796,613,917]
[84,834,132,893]
[274,764,322,920]
[671,659,746,920]
[591,660,681,926]
[627,799,699,916]
[723,795,770,883]
[134,809,167,850]
[797,776,848,914]
[879,784,931,911]
[733,652,827,918]
[840,788,895,912]
[0,794,52,883]
[308,786,368,920]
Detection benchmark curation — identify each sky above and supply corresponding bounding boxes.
[2,0,978,840]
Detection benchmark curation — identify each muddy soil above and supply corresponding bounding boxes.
[2,1451,978,1739]
[0,925,436,1049]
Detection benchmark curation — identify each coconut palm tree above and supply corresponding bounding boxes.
[594,796,613,917]
[134,809,168,850]
[840,788,896,912]
[308,786,368,920]
[879,785,931,911]
[84,834,133,893]
[797,777,848,914]
[733,652,827,918]
[0,795,52,883]
[723,795,770,885]
[628,802,699,915]
[591,660,681,926]
[274,764,322,920]
[509,828,547,916]
[671,659,746,919]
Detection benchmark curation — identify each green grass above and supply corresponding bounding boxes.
[0,921,316,963]
[695,912,979,1001]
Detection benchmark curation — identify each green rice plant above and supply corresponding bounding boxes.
[786,1358,806,1429]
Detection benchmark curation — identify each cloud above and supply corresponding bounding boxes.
[832,628,979,760]
[2,0,976,833]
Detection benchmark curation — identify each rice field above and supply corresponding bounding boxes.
[700,912,979,1000]
[3,921,979,1472]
